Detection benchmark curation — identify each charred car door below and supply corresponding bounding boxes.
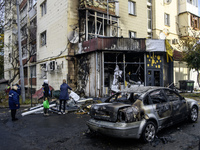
[164,89,187,123]
[149,89,172,127]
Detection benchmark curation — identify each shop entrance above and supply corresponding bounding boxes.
[147,69,161,86]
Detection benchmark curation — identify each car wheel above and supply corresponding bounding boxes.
[189,106,198,123]
[141,121,156,143]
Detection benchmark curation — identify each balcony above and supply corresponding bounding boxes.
[179,13,200,39]
[80,37,146,53]
[20,0,27,10]
[28,5,37,20]
[79,0,116,15]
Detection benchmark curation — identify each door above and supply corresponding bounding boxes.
[163,89,187,123]
[149,89,172,127]
[147,69,161,86]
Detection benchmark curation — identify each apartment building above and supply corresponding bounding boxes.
[4,0,200,98]
[36,0,78,91]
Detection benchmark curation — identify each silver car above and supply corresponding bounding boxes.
[87,86,199,142]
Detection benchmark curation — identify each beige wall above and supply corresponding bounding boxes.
[36,0,79,90]
[152,0,179,41]
[119,0,148,38]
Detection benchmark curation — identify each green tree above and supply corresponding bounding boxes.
[182,40,200,87]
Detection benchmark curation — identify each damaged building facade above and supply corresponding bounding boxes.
[76,0,173,97]
[4,0,200,97]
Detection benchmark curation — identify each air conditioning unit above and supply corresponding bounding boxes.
[49,61,56,70]
[172,39,178,44]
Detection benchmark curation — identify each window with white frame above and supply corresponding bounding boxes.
[128,1,136,15]
[164,13,170,26]
[129,31,136,38]
[30,65,36,77]
[41,63,47,79]
[40,31,46,46]
[147,6,152,30]
[41,0,47,16]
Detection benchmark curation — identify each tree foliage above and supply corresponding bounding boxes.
[182,40,200,87]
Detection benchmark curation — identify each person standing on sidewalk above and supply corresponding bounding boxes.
[42,80,50,116]
[58,79,72,115]
[8,85,20,121]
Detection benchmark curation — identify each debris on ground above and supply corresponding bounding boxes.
[21,91,101,116]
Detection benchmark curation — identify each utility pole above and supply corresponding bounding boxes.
[16,0,25,103]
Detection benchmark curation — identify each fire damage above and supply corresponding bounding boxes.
[89,89,146,123]
[87,86,199,142]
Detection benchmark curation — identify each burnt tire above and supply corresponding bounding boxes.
[141,121,156,143]
[189,106,198,123]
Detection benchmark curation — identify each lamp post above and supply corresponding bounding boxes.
[16,0,25,103]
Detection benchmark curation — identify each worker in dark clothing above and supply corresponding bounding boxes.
[58,79,72,115]
[42,80,50,116]
[8,85,20,121]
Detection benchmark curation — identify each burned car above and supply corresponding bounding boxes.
[87,86,199,142]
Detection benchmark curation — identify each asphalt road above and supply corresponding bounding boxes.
[0,107,200,150]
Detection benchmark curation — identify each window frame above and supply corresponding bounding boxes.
[147,6,152,30]
[163,89,182,102]
[128,1,136,16]
[164,13,170,26]
[40,31,46,46]
[40,0,47,17]
[129,31,136,38]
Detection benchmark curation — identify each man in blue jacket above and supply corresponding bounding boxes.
[58,79,72,114]
[9,85,20,121]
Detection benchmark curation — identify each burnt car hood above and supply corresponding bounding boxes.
[90,103,131,122]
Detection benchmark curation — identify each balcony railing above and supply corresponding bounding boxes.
[81,37,146,53]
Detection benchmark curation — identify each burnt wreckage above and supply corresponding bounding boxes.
[77,0,173,98]
[87,86,199,142]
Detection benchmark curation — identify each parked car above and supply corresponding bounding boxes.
[87,86,199,142]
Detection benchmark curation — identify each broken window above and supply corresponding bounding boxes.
[80,10,119,41]
[191,15,198,29]
[164,90,180,101]
[149,90,167,104]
